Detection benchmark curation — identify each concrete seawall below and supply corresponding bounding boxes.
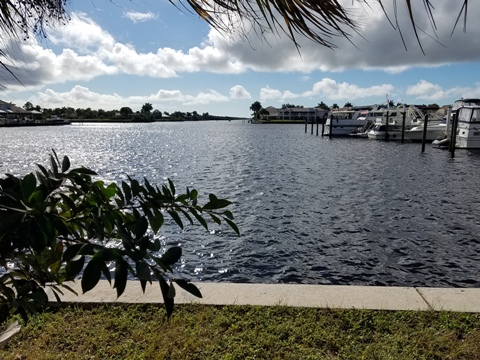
[45,280,480,312]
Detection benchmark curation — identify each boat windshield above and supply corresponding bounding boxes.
[457,107,480,123]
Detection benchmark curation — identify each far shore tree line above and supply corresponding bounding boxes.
[22,102,237,121]
[249,101,442,120]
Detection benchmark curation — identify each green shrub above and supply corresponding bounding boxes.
[0,151,238,322]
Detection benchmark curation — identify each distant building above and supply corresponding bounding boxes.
[0,99,42,125]
[263,106,329,122]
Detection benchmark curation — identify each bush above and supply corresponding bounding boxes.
[0,151,239,322]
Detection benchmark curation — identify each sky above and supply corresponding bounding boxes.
[1,1,480,117]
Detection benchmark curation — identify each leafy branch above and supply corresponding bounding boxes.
[0,150,239,321]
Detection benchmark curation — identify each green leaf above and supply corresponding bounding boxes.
[66,256,85,279]
[81,258,102,293]
[222,210,234,220]
[69,167,97,176]
[101,183,117,199]
[63,244,84,261]
[28,190,44,204]
[144,178,155,192]
[100,261,111,284]
[92,248,122,262]
[136,261,151,282]
[59,193,77,213]
[167,282,176,299]
[135,216,148,239]
[147,238,161,252]
[130,178,142,197]
[210,213,221,225]
[159,277,174,317]
[50,154,59,177]
[190,209,209,230]
[36,163,49,178]
[189,188,198,200]
[167,178,176,196]
[21,173,37,200]
[113,259,128,298]
[174,279,202,298]
[122,181,132,203]
[167,210,183,229]
[148,209,164,234]
[160,246,182,266]
[61,155,70,172]
[151,256,172,273]
[204,196,232,210]
[224,218,240,236]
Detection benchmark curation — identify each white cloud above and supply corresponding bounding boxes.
[310,78,394,100]
[230,85,251,99]
[259,79,394,103]
[28,85,234,110]
[407,80,480,102]
[4,2,480,92]
[123,11,157,23]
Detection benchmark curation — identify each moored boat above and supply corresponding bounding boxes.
[324,109,370,136]
[405,122,447,142]
[454,105,480,149]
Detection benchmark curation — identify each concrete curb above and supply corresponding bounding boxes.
[45,280,480,313]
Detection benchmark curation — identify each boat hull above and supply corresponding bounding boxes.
[405,124,446,142]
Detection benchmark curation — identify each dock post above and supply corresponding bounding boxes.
[305,120,307,133]
[450,112,458,158]
[401,111,406,143]
[321,123,325,137]
[316,118,319,136]
[421,114,428,153]
[311,119,314,134]
[329,114,333,139]
[385,112,389,141]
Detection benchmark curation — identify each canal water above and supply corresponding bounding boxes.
[2,121,480,287]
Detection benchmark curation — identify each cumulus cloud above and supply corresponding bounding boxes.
[260,79,394,103]
[123,11,157,23]
[230,85,251,99]
[28,85,235,110]
[3,2,480,91]
[407,80,480,102]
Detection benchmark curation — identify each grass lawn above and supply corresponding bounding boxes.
[1,304,480,359]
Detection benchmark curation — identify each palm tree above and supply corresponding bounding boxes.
[250,101,262,120]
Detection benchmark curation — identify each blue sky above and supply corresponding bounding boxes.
[1,1,480,117]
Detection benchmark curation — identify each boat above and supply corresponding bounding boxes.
[367,123,407,140]
[324,109,370,136]
[366,106,415,140]
[432,137,450,148]
[451,98,480,114]
[365,105,443,141]
[349,122,375,138]
[405,122,447,142]
[454,105,480,149]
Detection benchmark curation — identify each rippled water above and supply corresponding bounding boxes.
[2,121,480,287]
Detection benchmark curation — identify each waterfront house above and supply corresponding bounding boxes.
[0,100,41,125]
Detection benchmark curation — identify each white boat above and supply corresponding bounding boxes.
[452,98,480,113]
[324,109,370,136]
[454,105,480,149]
[366,105,442,141]
[405,122,447,142]
[366,106,415,140]
[367,123,408,140]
